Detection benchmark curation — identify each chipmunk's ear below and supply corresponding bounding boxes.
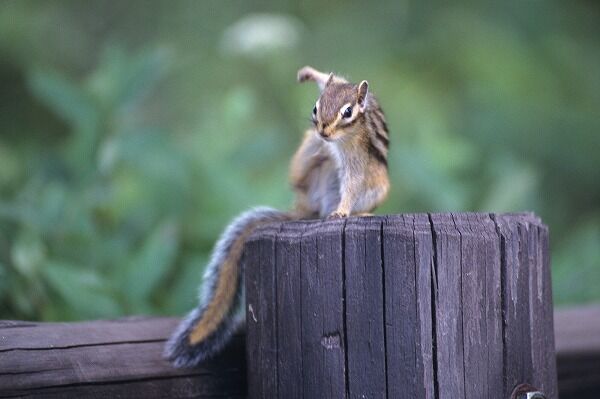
[325,73,334,88]
[357,80,369,111]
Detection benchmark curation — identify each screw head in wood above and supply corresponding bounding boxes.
[510,384,546,399]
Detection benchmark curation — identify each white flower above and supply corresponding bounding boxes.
[220,13,303,58]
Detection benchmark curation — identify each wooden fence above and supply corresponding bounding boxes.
[1,309,598,398]
[0,213,598,398]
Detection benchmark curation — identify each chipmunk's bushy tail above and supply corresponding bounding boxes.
[164,207,293,367]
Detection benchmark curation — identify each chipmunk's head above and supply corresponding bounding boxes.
[298,66,369,142]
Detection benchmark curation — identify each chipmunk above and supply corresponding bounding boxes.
[164,66,390,367]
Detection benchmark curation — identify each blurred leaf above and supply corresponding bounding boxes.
[42,260,121,319]
[86,46,168,116]
[11,229,46,278]
[10,276,37,318]
[0,262,7,299]
[162,254,207,314]
[480,157,539,212]
[393,145,470,211]
[553,218,600,306]
[34,182,68,232]
[27,69,97,130]
[123,220,179,305]
[0,142,21,188]
[28,69,100,171]
[112,129,190,192]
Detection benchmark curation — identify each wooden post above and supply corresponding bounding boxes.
[244,213,559,399]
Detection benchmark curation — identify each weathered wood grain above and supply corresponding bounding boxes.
[539,225,559,399]
[412,214,436,399]
[300,219,346,398]
[245,212,558,399]
[491,213,560,399]
[429,213,465,399]
[382,214,434,399]
[245,222,280,399]
[275,222,305,399]
[382,214,418,399]
[477,214,504,399]
[344,217,387,399]
[493,214,534,397]
[299,220,321,399]
[0,318,246,398]
[453,213,503,399]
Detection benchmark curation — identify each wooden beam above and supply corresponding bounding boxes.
[0,317,246,398]
[555,305,600,399]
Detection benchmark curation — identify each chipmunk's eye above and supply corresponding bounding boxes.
[342,105,353,119]
[312,105,317,115]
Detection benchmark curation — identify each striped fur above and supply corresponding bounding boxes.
[164,207,293,367]
[364,101,389,168]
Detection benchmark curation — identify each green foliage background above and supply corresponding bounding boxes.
[0,1,598,321]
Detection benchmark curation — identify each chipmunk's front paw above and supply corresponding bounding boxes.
[297,66,317,83]
[327,211,348,219]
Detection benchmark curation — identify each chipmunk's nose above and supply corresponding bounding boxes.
[318,127,331,139]
[319,122,333,138]
[317,122,327,138]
